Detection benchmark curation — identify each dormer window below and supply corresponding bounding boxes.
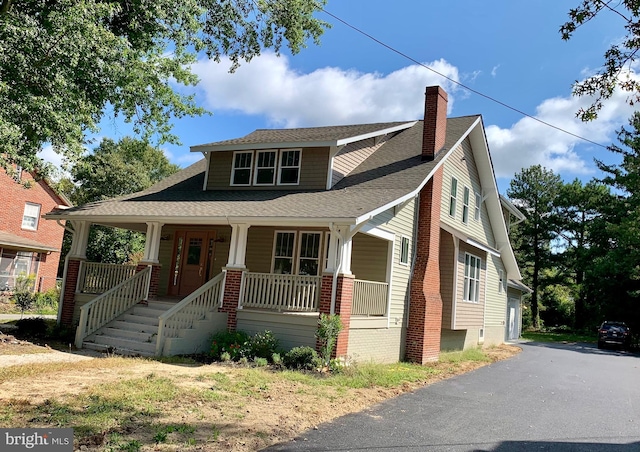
[231,152,253,186]
[254,150,277,185]
[278,150,301,185]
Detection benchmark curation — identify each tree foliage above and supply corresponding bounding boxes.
[561,1,640,120]
[57,137,180,266]
[0,0,328,173]
[507,165,563,329]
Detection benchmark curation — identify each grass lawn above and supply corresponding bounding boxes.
[521,330,596,343]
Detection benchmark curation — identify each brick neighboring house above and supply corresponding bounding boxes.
[0,167,71,293]
[45,85,527,363]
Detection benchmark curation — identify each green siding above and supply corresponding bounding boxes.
[351,233,388,282]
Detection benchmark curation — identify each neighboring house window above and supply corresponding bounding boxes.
[254,150,277,185]
[499,269,504,293]
[272,232,296,274]
[231,151,253,186]
[474,192,481,221]
[22,203,41,230]
[298,232,322,275]
[449,177,458,217]
[278,149,301,185]
[462,186,470,224]
[463,253,481,303]
[400,236,410,265]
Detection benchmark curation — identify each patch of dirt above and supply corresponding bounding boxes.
[0,342,521,451]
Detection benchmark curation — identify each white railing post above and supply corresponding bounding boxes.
[352,279,389,316]
[242,273,321,312]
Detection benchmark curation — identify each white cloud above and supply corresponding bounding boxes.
[486,70,639,179]
[491,65,500,77]
[38,145,64,169]
[192,52,461,127]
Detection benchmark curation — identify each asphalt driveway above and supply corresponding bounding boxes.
[266,341,640,451]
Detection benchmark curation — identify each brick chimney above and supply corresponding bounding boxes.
[422,86,448,161]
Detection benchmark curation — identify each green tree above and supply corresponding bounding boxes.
[0,0,328,174]
[554,179,611,329]
[58,137,180,267]
[586,112,640,330]
[507,165,563,329]
[560,1,640,121]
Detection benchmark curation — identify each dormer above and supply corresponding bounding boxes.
[191,122,417,191]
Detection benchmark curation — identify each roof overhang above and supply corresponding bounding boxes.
[190,122,417,153]
[0,231,59,253]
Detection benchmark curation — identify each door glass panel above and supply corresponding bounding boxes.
[187,238,203,265]
[173,236,184,286]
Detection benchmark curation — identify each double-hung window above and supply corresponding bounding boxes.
[474,192,481,221]
[22,203,41,230]
[231,151,253,186]
[254,150,277,185]
[278,150,301,185]
[462,186,470,224]
[449,177,458,217]
[298,232,322,276]
[463,253,481,302]
[400,236,410,265]
[272,232,296,274]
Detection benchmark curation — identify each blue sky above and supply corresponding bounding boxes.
[44,1,636,194]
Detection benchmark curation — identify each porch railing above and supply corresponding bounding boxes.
[77,262,138,294]
[352,279,388,316]
[75,266,151,348]
[242,272,321,312]
[155,273,225,355]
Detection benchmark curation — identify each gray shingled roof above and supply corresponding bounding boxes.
[191,122,414,149]
[0,231,60,252]
[45,116,480,224]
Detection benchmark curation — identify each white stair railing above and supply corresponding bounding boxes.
[75,267,151,348]
[353,279,388,316]
[77,262,138,294]
[155,273,225,355]
[242,272,321,312]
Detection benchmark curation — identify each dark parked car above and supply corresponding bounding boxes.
[597,321,631,350]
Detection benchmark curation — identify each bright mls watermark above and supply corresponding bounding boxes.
[0,429,73,451]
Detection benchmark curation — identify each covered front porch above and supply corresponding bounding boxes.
[61,220,393,356]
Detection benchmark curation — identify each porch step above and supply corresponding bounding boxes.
[83,342,156,357]
[121,313,160,326]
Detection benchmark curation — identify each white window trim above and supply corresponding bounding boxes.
[474,192,481,221]
[462,186,470,224]
[253,149,277,186]
[22,203,41,231]
[463,252,481,303]
[271,230,297,274]
[230,151,254,186]
[400,235,410,265]
[277,149,302,186]
[297,231,323,276]
[449,177,458,218]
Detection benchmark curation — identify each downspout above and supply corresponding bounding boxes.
[55,219,75,326]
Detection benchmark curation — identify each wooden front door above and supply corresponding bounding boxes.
[176,230,217,296]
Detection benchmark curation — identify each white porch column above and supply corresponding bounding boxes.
[68,220,90,259]
[141,222,163,264]
[335,224,352,275]
[227,224,250,269]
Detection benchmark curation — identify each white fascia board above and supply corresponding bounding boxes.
[468,120,522,281]
[440,223,499,256]
[466,237,501,257]
[499,194,526,220]
[335,122,417,146]
[353,119,477,226]
[359,223,395,241]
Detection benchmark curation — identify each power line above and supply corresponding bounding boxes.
[320,7,608,150]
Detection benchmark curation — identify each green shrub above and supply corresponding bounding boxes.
[283,346,320,370]
[315,314,343,367]
[245,330,280,361]
[253,357,268,367]
[33,288,59,310]
[271,352,282,367]
[10,273,37,315]
[210,330,250,361]
[15,317,48,338]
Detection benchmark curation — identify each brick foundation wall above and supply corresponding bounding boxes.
[136,263,161,300]
[219,269,244,331]
[406,169,444,364]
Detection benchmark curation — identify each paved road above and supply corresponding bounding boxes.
[267,342,640,451]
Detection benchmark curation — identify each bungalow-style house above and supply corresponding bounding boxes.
[0,166,71,293]
[46,86,526,363]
